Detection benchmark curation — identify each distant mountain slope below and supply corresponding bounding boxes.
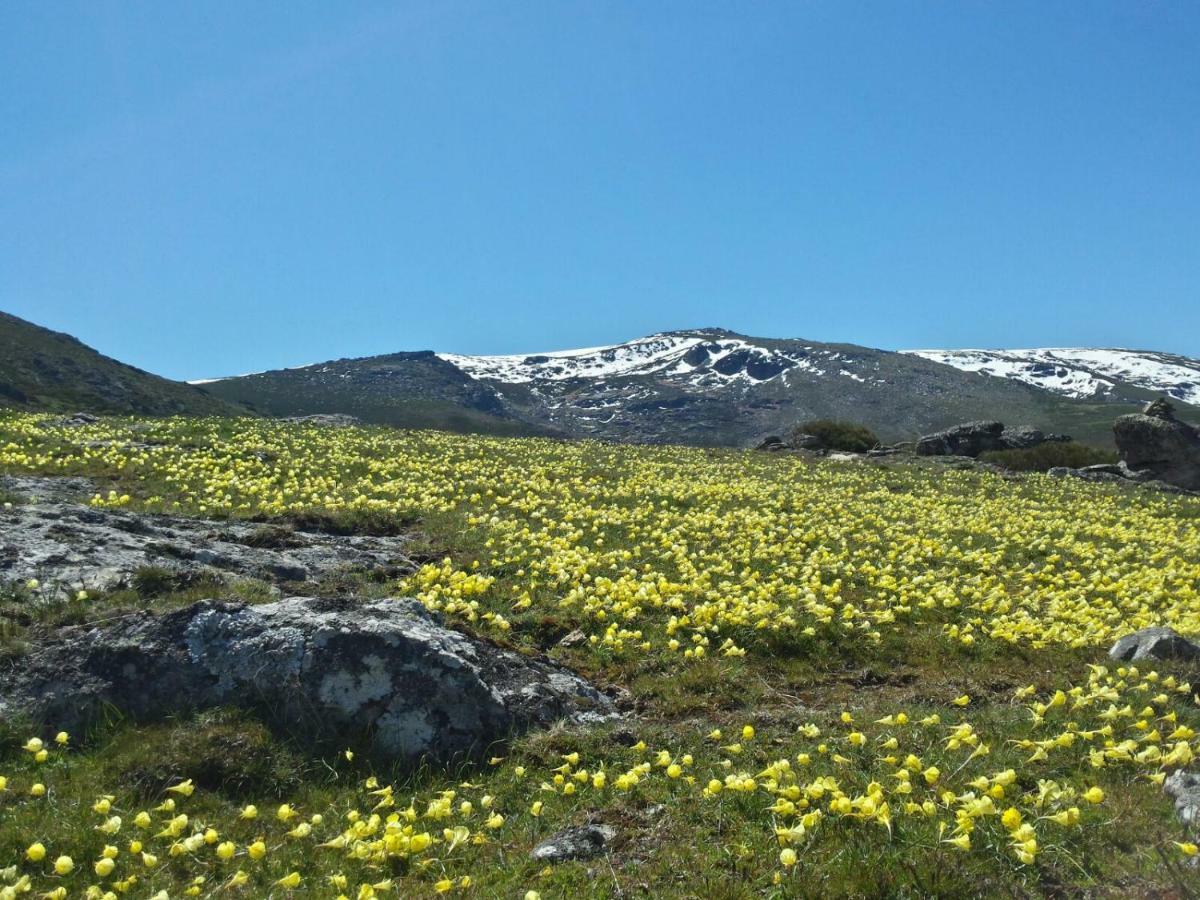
[0,311,242,417]
[199,351,553,437]
[903,348,1200,406]
[200,328,1148,446]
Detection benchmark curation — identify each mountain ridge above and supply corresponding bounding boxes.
[199,327,1193,446]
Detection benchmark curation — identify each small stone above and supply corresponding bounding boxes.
[1108,626,1200,663]
[558,629,587,648]
[530,824,616,862]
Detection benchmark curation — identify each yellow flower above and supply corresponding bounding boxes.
[167,779,195,796]
[779,848,798,866]
[54,855,74,875]
[1175,841,1199,857]
[1082,786,1105,804]
[275,871,302,889]
[26,842,46,862]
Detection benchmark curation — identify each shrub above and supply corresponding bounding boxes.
[790,419,880,453]
[979,441,1118,472]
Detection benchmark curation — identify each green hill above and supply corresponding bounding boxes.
[0,310,244,417]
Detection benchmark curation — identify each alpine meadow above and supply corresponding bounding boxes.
[3,3,1199,898]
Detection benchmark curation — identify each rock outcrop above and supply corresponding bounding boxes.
[0,596,615,763]
[1113,399,1200,491]
[0,476,414,594]
[916,421,1005,457]
[916,421,1071,457]
[1108,626,1200,663]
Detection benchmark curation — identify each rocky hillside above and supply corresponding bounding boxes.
[200,328,1148,446]
[199,350,550,437]
[0,310,242,417]
[905,347,1200,406]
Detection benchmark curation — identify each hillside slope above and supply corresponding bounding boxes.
[200,329,1144,446]
[199,351,554,436]
[0,311,242,417]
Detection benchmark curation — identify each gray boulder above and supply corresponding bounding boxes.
[0,596,615,763]
[530,824,617,862]
[916,421,1006,457]
[1108,626,1200,663]
[1113,399,1200,491]
[1165,770,1200,827]
[999,425,1072,450]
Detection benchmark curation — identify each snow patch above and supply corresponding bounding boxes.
[905,348,1200,405]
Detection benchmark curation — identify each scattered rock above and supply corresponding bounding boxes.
[45,412,100,428]
[558,629,588,648]
[1114,399,1200,491]
[0,596,616,763]
[281,414,362,427]
[753,435,786,452]
[1165,770,1200,827]
[916,421,1006,457]
[530,824,617,862]
[0,477,414,594]
[999,425,1071,450]
[917,421,1071,457]
[1108,626,1200,663]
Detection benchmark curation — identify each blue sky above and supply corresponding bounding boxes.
[2,2,1197,380]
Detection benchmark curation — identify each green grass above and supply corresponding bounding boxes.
[2,414,1200,897]
[980,441,1119,472]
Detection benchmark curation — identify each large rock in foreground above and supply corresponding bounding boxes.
[1114,399,1200,491]
[0,597,615,763]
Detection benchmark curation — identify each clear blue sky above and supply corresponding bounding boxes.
[2,2,1197,380]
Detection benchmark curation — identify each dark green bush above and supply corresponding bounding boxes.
[979,441,1118,472]
[790,419,880,452]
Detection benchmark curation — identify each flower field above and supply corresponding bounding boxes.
[2,413,1200,898]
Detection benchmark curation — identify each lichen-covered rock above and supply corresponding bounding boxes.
[1165,770,1200,827]
[1114,399,1200,491]
[530,824,617,862]
[0,597,615,763]
[1108,626,1200,663]
[0,477,414,594]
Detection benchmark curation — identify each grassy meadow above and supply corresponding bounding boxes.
[2,414,1200,898]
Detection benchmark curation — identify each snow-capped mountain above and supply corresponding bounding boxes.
[439,330,878,389]
[199,328,1160,447]
[903,348,1200,406]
